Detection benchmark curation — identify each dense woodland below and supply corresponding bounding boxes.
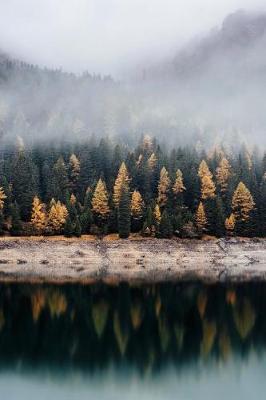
[0,135,265,238]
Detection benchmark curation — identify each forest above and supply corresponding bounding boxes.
[0,134,265,239]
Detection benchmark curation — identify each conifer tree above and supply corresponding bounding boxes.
[225,214,236,234]
[157,167,170,207]
[216,157,231,193]
[118,184,131,239]
[0,187,6,211]
[154,204,161,225]
[31,196,46,234]
[147,153,157,171]
[51,157,69,202]
[195,202,207,233]
[12,148,39,220]
[0,211,4,235]
[113,162,130,208]
[47,200,68,234]
[10,202,22,236]
[69,154,80,193]
[172,169,186,195]
[158,210,173,238]
[92,179,110,220]
[232,182,255,222]
[130,190,144,220]
[198,160,216,200]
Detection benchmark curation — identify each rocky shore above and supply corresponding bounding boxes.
[0,237,265,284]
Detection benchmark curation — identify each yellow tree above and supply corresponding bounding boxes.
[198,160,216,200]
[48,200,68,233]
[130,190,144,220]
[147,153,157,170]
[232,182,255,222]
[154,204,161,225]
[157,167,170,207]
[225,213,236,233]
[31,196,47,233]
[195,202,207,232]
[172,169,186,195]
[69,154,80,192]
[0,187,7,210]
[216,157,231,193]
[92,179,110,219]
[113,162,130,208]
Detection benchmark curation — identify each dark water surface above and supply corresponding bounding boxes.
[0,282,266,399]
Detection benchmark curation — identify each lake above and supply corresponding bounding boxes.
[0,282,265,399]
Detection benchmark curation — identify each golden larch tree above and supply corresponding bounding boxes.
[130,190,144,220]
[31,196,47,233]
[154,204,161,225]
[113,162,130,208]
[172,169,186,195]
[48,200,68,233]
[216,157,231,192]
[225,213,236,233]
[0,187,7,210]
[69,154,80,191]
[195,202,207,231]
[198,160,216,199]
[147,153,157,170]
[92,179,110,218]
[232,182,255,222]
[157,167,170,207]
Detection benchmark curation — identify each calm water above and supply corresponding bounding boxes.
[0,282,266,399]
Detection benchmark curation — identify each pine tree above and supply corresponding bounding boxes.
[198,160,216,200]
[92,179,110,220]
[157,167,170,207]
[195,202,207,233]
[118,184,131,239]
[31,196,47,234]
[113,162,130,208]
[232,182,255,222]
[216,157,231,193]
[158,211,173,238]
[10,202,22,236]
[0,187,6,211]
[12,148,39,220]
[0,211,4,235]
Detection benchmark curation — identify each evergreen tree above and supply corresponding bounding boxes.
[118,184,131,239]
[12,149,38,220]
[158,211,173,238]
[10,202,22,236]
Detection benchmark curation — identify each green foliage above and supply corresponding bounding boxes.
[118,185,131,239]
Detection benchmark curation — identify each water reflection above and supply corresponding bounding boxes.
[0,282,263,377]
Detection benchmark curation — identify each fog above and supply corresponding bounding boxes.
[0,0,265,76]
[0,4,266,149]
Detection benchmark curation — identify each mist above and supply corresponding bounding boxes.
[0,0,265,76]
[0,4,266,149]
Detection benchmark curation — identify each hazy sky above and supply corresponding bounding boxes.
[0,0,265,76]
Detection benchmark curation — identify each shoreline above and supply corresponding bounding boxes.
[0,236,265,284]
